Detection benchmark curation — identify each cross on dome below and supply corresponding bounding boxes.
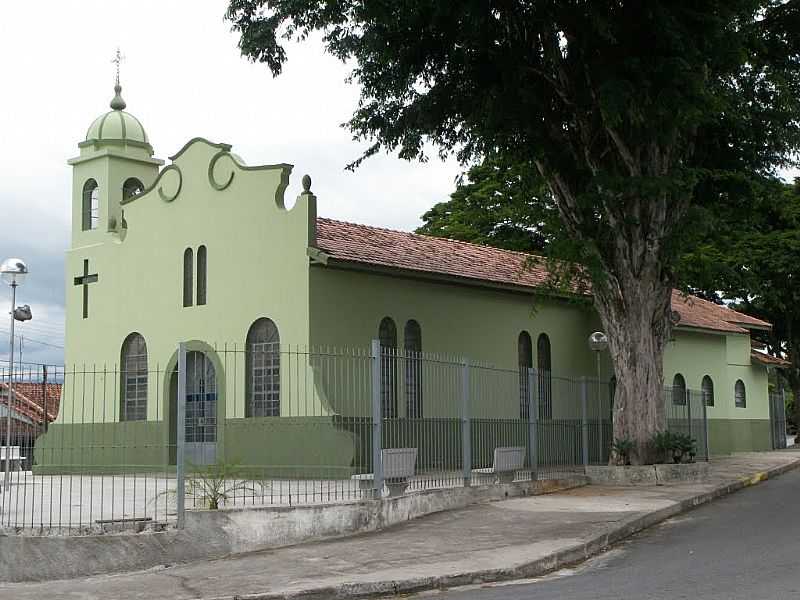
[110,48,127,111]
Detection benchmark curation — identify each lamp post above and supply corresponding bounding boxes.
[588,332,609,461]
[1,258,28,491]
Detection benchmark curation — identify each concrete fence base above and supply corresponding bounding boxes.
[586,462,711,486]
[0,476,585,583]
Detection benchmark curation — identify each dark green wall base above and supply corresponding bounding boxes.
[708,419,772,456]
[34,421,169,474]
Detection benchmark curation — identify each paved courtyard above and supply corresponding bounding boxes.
[0,466,581,533]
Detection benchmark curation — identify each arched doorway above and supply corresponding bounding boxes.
[169,350,218,465]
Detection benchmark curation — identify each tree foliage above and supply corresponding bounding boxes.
[226,0,800,461]
[417,156,554,253]
[682,179,800,425]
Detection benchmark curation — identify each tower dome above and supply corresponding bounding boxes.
[85,84,149,145]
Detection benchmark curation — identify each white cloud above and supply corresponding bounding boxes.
[0,0,463,364]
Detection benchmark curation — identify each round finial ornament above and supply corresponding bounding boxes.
[588,331,608,352]
[302,174,312,193]
[110,84,127,111]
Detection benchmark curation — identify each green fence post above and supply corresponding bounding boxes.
[176,342,186,529]
[461,358,471,487]
[371,339,384,499]
[528,368,538,480]
[581,377,589,468]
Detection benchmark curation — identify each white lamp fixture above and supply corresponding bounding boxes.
[588,331,608,352]
[0,258,28,286]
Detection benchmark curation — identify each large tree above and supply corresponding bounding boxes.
[227,1,800,462]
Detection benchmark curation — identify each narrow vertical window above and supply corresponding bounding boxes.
[537,333,552,419]
[120,333,148,421]
[246,318,280,416]
[701,375,714,407]
[183,248,193,307]
[404,320,422,418]
[735,379,746,408]
[672,374,687,405]
[379,317,398,418]
[82,179,99,231]
[197,245,207,306]
[518,331,533,419]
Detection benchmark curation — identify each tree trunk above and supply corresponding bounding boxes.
[594,276,672,465]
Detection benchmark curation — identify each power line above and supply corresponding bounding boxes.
[0,329,64,350]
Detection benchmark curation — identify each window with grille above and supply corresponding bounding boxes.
[701,375,714,407]
[246,318,281,416]
[537,333,552,419]
[82,179,99,231]
[120,333,148,421]
[404,320,423,418]
[379,317,398,418]
[672,373,687,405]
[735,379,746,408]
[518,331,532,419]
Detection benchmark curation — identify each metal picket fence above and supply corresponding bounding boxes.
[0,344,706,534]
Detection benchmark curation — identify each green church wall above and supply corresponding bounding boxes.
[708,419,772,455]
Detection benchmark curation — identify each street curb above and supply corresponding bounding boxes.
[217,457,800,600]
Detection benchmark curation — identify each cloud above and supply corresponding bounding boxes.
[0,0,463,367]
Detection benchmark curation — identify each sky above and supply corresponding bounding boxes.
[0,1,462,365]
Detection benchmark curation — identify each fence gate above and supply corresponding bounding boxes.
[769,390,787,450]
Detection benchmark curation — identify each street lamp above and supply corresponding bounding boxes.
[588,332,609,459]
[1,258,28,491]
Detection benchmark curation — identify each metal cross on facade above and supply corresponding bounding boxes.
[73,259,98,319]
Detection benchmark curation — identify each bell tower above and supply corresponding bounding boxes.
[67,57,163,247]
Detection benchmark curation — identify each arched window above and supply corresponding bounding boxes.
[518,331,533,419]
[122,177,144,200]
[537,333,552,419]
[246,318,281,416]
[672,374,687,405]
[197,245,207,306]
[183,248,193,307]
[404,320,423,418]
[120,333,147,421]
[735,379,746,408]
[82,179,99,231]
[379,317,398,418]
[701,375,714,407]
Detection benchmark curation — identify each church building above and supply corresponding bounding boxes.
[36,83,783,472]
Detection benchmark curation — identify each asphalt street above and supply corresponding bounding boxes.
[420,468,800,600]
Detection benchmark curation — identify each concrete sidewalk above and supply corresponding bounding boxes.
[1,450,797,600]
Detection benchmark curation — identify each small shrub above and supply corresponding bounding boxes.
[611,438,634,466]
[154,460,264,510]
[650,431,697,464]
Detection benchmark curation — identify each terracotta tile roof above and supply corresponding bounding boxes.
[669,292,770,334]
[0,382,61,424]
[315,217,579,292]
[314,218,771,335]
[750,350,790,368]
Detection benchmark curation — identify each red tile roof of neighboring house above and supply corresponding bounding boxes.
[315,218,771,335]
[750,351,790,368]
[0,382,61,424]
